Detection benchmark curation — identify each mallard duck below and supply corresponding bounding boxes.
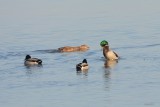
[24,55,42,66]
[100,40,119,60]
[58,44,89,52]
[76,59,89,71]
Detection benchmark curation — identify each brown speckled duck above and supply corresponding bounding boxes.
[58,44,89,52]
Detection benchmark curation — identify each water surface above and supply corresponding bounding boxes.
[0,0,160,107]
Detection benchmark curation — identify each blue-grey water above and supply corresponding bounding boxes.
[0,0,160,107]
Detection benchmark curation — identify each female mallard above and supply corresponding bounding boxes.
[100,40,119,60]
[58,44,89,52]
[24,55,42,66]
[76,59,89,71]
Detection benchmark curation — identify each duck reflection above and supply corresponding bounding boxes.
[104,60,118,69]
[25,64,43,74]
[103,60,118,89]
[76,69,88,77]
[103,60,118,78]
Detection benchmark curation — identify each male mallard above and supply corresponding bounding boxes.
[100,40,119,60]
[24,55,42,66]
[76,59,89,71]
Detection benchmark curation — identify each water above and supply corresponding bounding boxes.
[0,0,160,107]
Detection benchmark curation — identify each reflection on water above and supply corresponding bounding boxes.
[35,49,60,53]
[25,65,43,74]
[1,0,160,106]
[104,60,118,69]
[103,68,111,90]
[103,60,118,89]
[76,69,88,77]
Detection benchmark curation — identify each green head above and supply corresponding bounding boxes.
[100,40,108,47]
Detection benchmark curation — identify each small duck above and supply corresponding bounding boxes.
[76,59,89,71]
[24,55,42,66]
[100,40,119,60]
[58,44,89,52]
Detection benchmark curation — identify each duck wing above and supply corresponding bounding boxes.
[27,58,42,64]
[113,51,119,57]
[103,50,107,59]
[81,63,88,67]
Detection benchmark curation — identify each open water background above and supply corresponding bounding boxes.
[0,0,160,107]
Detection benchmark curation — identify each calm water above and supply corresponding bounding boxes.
[0,0,160,107]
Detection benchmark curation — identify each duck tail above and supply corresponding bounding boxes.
[76,63,82,71]
[37,60,42,64]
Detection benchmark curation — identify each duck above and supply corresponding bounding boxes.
[58,44,89,52]
[24,55,42,66]
[100,40,119,60]
[76,59,89,71]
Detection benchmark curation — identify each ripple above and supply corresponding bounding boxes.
[114,43,160,50]
[35,49,60,53]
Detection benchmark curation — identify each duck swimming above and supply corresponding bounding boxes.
[24,55,42,66]
[100,40,119,60]
[76,59,89,71]
[58,44,89,52]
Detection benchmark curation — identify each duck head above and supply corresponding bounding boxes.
[100,40,109,47]
[25,55,31,60]
[80,45,89,50]
[82,59,87,63]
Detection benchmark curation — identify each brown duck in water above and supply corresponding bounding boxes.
[58,44,89,52]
